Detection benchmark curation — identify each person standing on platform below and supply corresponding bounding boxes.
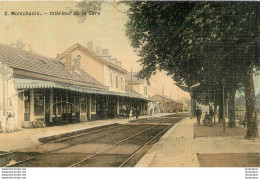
[209,107,214,127]
[196,106,202,125]
[126,107,130,119]
[136,107,140,119]
[132,108,136,118]
[150,108,153,116]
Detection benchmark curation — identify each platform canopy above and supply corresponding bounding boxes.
[14,77,154,101]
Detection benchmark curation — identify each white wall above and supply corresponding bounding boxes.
[0,65,20,132]
[108,67,126,93]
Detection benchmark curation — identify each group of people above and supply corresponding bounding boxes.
[196,106,214,127]
[124,107,141,119]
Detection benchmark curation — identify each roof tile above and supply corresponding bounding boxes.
[0,43,104,88]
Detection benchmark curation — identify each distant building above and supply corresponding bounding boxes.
[236,94,260,113]
[126,72,157,114]
[126,72,149,97]
[152,94,183,113]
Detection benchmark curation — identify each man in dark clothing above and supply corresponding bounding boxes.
[136,107,140,119]
[126,107,130,119]
[209,107,214,127]
[132,108,136,117]
[196,107,202,125]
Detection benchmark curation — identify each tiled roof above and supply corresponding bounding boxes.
[57,43,128,73]
[153,94,183,105]
[125,85,140,95]
[0,43,104,88]
[126,72,146,83]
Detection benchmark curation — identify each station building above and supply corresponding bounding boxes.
[0,43,152,131]
[126,72,149,97]
[126,72,150,114]
[153,94,183,113]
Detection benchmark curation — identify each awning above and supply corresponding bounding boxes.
[14,78,154,101]
[14,78,56,89]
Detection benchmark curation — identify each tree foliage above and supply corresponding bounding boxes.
[69,1,102,23]
[126,2,259,88]
[10,39,25,49]
[126,1,260,137]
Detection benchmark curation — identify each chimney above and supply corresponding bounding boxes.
[95,46,101,56]
[65,53,72,73]
[87,41,93,51]
[102,49,109,56]
[103,56,111,62]
[74,55,81,74]
[111,58,117,64]
[116,61,122,67]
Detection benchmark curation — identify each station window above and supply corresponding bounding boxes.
[81,97,86,113]
[24,91,30,121]
[53,94,56,115]
[73,96,79,114]
[57,95,62,115]
[34,92,44,116]
[110,73,113,87]
[116,75,118,88]
[71,96,75,114]
[144,86,147,95]
[121,77,123,90]
[62,93,66,114]
[91,97,96,113]
[74,55,81,69]
[67,93,72,114]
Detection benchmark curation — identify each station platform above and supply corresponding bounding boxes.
[135,117,260,167]
[0,113,169,152]
[1,114,259,167]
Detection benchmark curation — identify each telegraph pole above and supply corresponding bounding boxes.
[223,80,225,133]
[1,57,6,133]
[214,92,216,124]
[130,68,132,94]
[162,86,164,97]
[162,86,165,112]
[1,57,5,116]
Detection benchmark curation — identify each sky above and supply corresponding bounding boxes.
[254,75,260,95]
[0,1,258,101]
[0,1,190,100]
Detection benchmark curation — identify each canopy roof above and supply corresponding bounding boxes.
[14,77,154,101]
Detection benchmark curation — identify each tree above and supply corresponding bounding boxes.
[70,1,127,23]
[125,2,259,138]
[10,39,25,49]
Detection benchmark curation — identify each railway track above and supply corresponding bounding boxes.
[69,123,174,167]
[130,116,183,124]
[69,124,165,167]
[1,116,182,167]
[3,124,156,167]
[0,124,135,167]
